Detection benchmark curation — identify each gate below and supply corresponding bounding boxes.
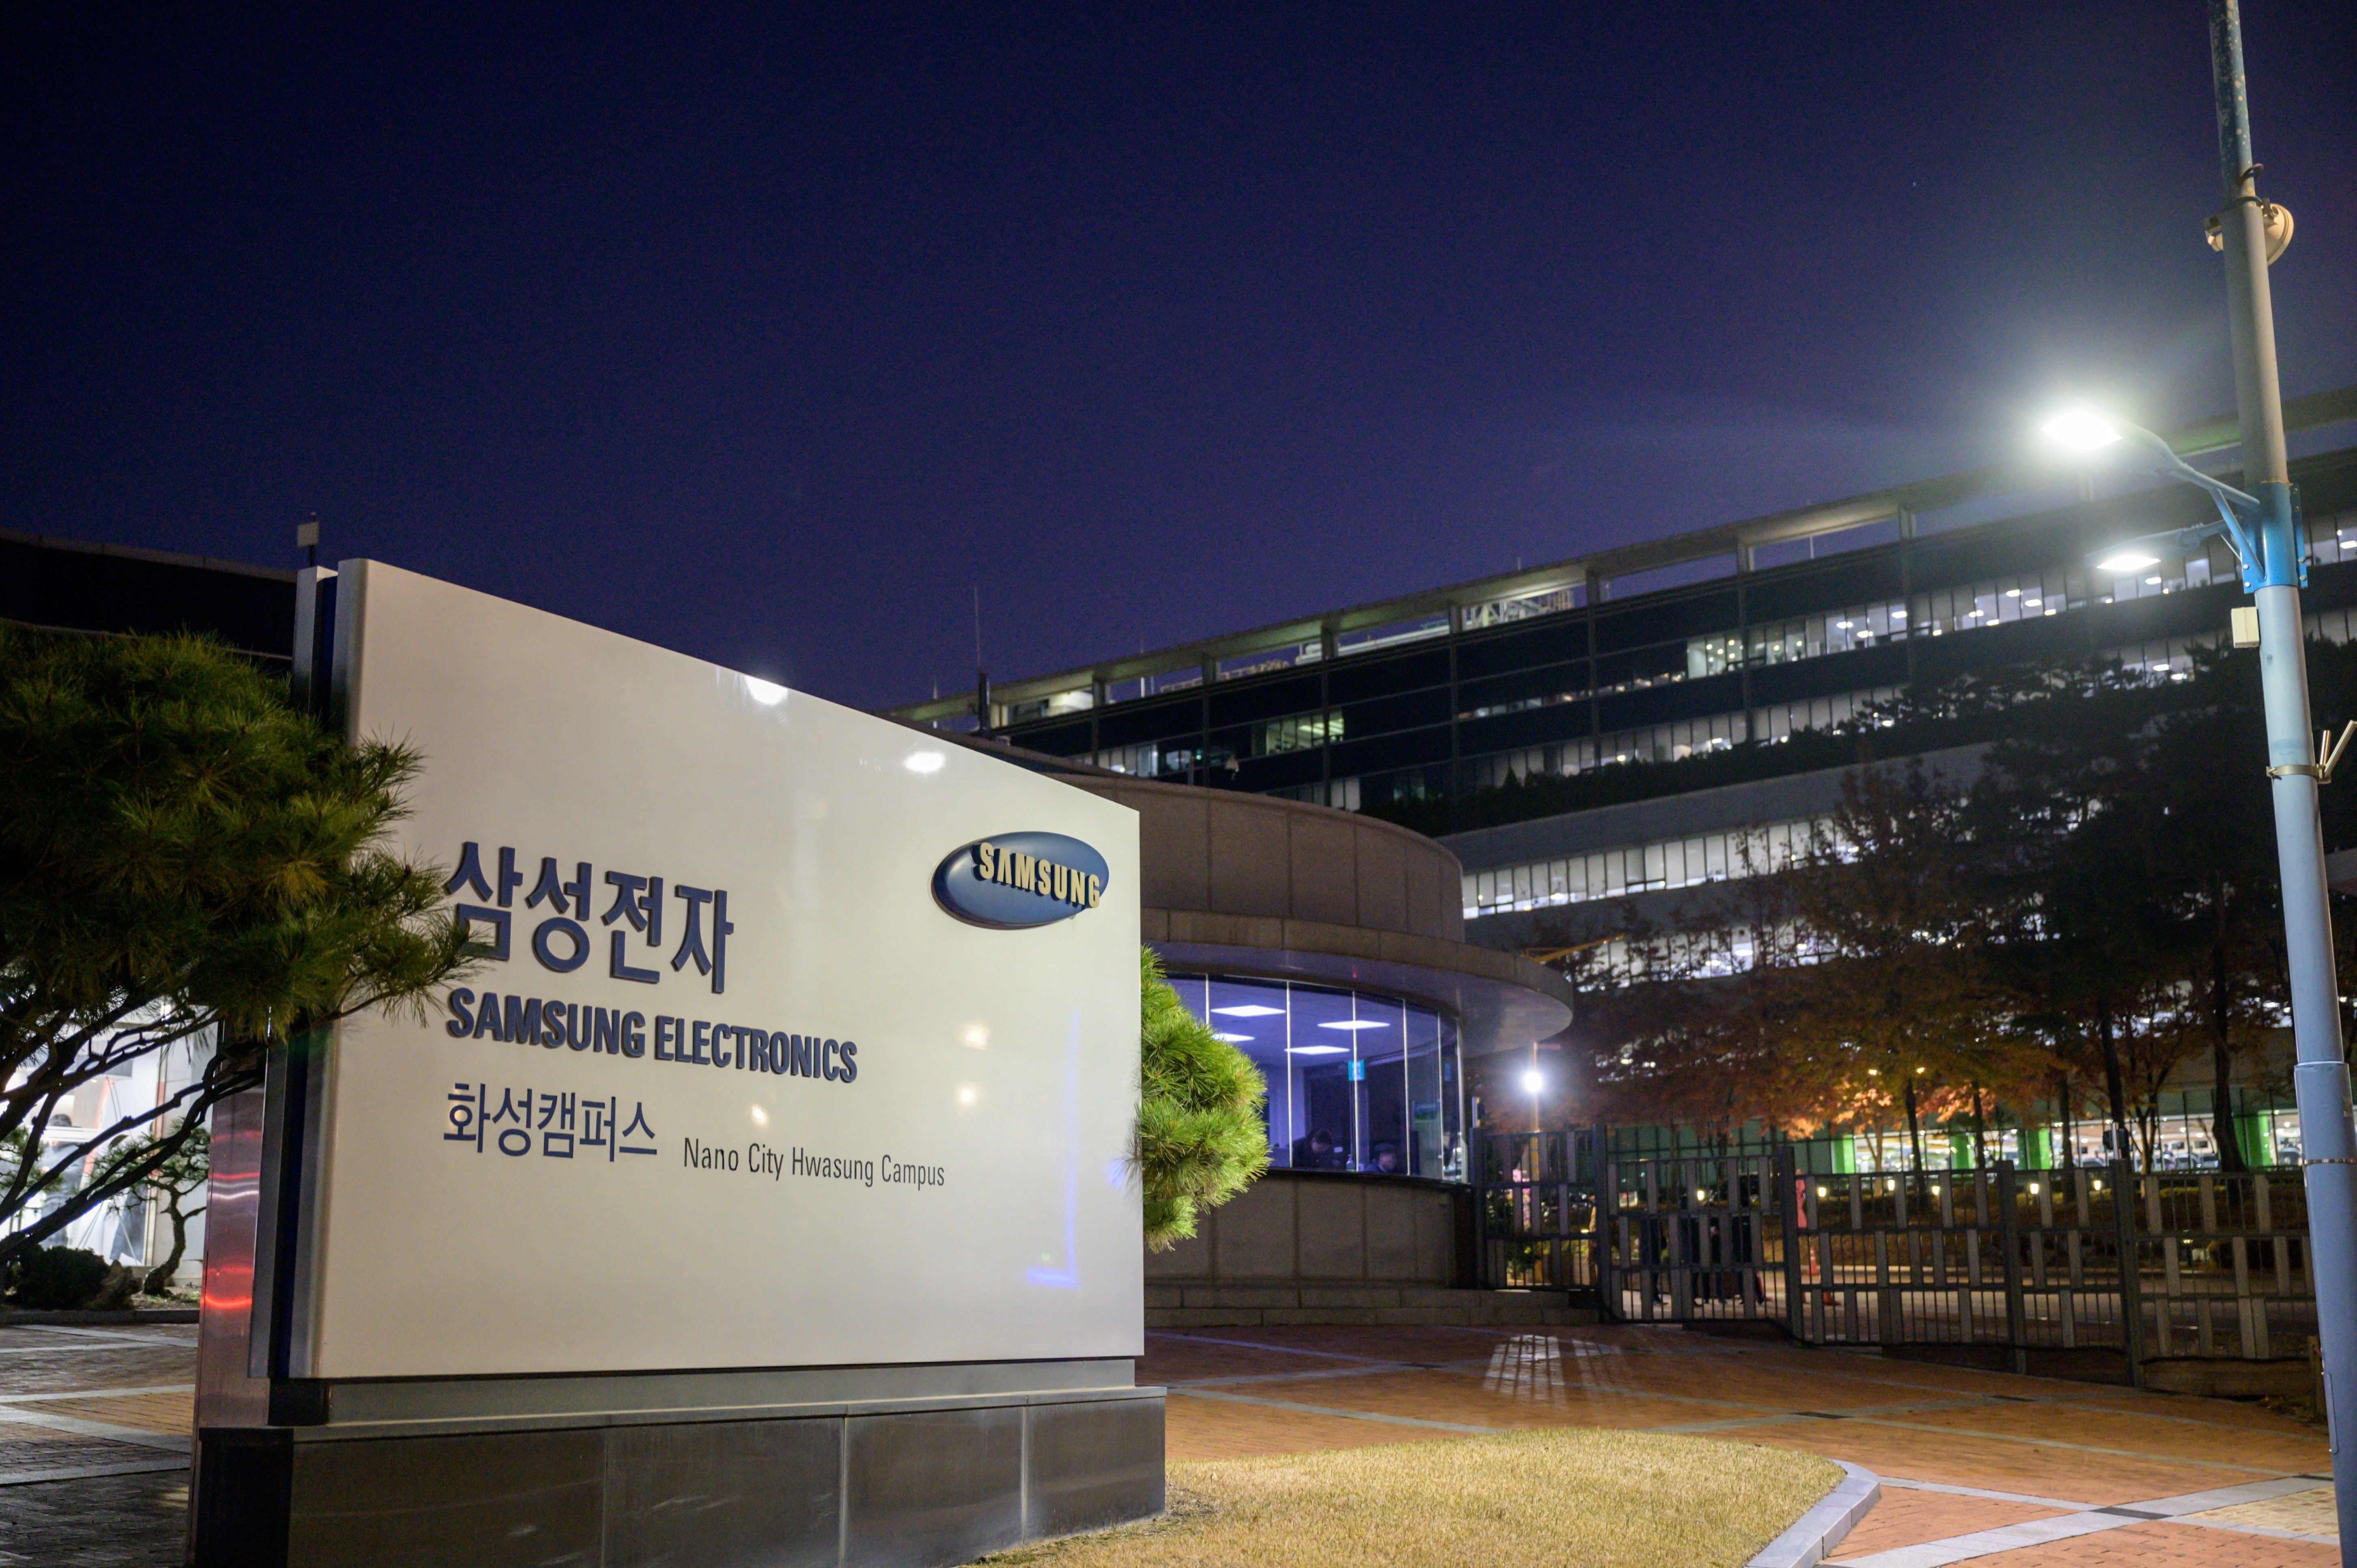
[1476,1131,2320,1375]
[1599,1149,1784,1324]
[1478,1133,1791,1323]
[1475,1128,1603,1293]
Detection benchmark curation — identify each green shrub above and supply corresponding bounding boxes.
[90,1265,140,1311]
[9,1246,114,1310]
[1139,948,1270,1249]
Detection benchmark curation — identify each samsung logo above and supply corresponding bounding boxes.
[933,831,1110,929]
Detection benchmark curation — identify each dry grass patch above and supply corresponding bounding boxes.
[985,1428,1839,1568]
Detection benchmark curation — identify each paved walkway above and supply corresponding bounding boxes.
[0,1322,194,1567]
[1142,1323,2338,1566]
[0,1319,2330,1565]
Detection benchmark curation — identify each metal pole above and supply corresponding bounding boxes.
[2211,3,2357,1551]
[1777,1144,1804,1342]
[1997,1161,2026,1376]
[2110,1157,2145,1389]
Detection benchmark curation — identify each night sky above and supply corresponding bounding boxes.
[6,5,2353,710]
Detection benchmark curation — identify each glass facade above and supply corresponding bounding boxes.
[1166,974,1466,1182]
[959,477,2357,822]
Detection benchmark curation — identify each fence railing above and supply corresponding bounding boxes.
[1475,1131,2319,1367]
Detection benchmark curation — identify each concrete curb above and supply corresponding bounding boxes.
[0,1307,198,1325]
[1747,1460,1880,1568]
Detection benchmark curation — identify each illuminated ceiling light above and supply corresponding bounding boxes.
[1836,620,1854,629]
[2097,550,2159,574]
[2144,575,2164,586]
[2004,588,2021,597]
[1211,1032,1252,1043]
[1286,1044,1349,1056]
[2040,406,2124,452]
[2152,662,2170,672]
[2023,598,2042,607]
[904,751,946,774]
[1213,1004,1284,1017]
[1319,1019,1386,1030]
[744,677,789,706]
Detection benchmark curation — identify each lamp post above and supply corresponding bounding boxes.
[2049,5,2353,1548]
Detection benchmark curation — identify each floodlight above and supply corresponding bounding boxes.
[2040,407,2123,452]
[1520,1069,1544,1094]
[2096,550,2158,574]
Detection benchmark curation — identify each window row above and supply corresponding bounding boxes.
[1462,816,1836,919]
[1261,709,1342,755]
[1460,584,1584,631]
[1463,689,1897,793]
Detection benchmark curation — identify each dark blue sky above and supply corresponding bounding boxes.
[6,4,2353,709]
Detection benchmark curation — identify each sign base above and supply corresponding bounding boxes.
[194,1384,1164,1567]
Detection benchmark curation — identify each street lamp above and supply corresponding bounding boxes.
[2040,405,2273,594]
[2046,5,2355,1550]
[1520,1068,1543,1096]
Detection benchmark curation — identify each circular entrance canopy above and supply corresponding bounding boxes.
[1073,775,1574,1057]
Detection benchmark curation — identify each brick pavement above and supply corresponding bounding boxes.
[1143,1322,2339,1566]
[0,1325,193,1567]
[0,1318,2331,1565]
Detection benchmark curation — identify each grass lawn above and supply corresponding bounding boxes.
[985,1429,1840,1568]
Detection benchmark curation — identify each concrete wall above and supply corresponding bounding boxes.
[1145,1171,1466,1288]
[1071,778,1463,943]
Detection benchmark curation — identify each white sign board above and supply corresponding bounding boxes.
[296,562,1142,1378]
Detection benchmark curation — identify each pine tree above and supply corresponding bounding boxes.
[1137,948,1269,1249]
[0,629,474,1265]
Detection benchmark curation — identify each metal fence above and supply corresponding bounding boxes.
[1476,1129,2319,1368]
